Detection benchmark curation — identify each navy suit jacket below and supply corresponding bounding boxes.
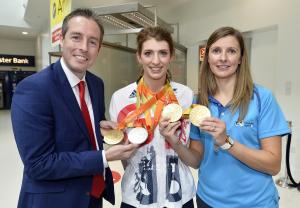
[11,60,114,208]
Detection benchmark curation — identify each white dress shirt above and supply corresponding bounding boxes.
[60,58,108,169]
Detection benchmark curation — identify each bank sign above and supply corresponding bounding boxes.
[0,54,35,67]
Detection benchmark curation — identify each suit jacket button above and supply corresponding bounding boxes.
[86,192,90,196]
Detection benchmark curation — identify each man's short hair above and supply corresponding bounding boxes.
[61,8,104,44]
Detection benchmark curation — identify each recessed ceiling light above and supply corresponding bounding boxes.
[22,31,28,35]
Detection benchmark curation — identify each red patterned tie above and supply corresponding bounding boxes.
[78,81,105,198]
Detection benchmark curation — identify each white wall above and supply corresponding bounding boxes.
[250,27,278,91]
[0,0,28,27]
[0,38,36,71]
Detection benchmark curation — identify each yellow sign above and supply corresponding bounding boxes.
[50,0,72,47]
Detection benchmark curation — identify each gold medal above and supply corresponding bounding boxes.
[103,129,124,145]
[161,103,183,122]
[127,127,148,144]
[189,105,211,126]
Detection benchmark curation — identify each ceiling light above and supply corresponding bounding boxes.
[92,2,173,34]
[22,31,28,35]
[121,12,154,28]
[101,15,135,29]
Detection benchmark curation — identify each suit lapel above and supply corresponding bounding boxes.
[52,60,90,140]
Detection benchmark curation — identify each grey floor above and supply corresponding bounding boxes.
[1,110,299,207]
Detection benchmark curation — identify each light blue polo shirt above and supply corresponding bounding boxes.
[190,84,290,208]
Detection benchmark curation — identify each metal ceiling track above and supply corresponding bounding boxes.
[92,2,174,35]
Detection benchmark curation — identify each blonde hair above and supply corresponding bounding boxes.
[198,26,253,121]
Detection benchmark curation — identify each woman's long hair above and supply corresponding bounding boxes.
[198,26,253,121]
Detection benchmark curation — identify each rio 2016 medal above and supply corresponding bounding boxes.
[161,103,183,122]
[127,127,148,144]
[103,129,124,145]
[189,105,211,126]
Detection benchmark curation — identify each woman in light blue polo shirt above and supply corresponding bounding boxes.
[159,26,290,208]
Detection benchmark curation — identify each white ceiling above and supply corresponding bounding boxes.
[0,0,192,40]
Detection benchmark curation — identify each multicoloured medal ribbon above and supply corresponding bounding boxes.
[137,78,178,134]
[117,77,178,144]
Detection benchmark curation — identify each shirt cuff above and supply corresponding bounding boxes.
[102,150,108,168]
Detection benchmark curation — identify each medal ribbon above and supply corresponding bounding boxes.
[117,77,178,134]
[137,78,178,134]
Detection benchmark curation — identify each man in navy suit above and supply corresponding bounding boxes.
[11,8,138,208]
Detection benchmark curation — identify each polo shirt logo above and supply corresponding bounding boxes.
[235,120,254,127]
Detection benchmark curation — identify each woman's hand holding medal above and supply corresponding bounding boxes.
[159,103,228,148]
[189,105,228,147]
[198,116,228,147]
[159,103,184,148]
[159,119,182,148]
